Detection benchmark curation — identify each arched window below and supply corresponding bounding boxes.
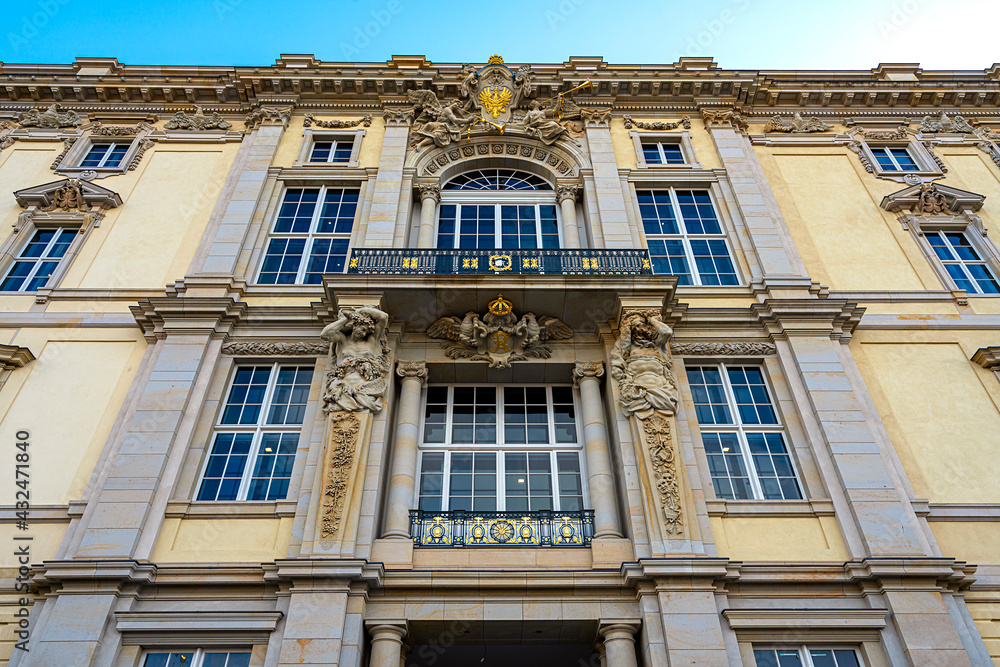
[437,169,561,249]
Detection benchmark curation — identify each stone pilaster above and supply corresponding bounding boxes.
[585,124,637,248]
[363,109,410,247]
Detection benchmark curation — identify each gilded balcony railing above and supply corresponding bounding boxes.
[409,509,595,547]
[347,248,652,276]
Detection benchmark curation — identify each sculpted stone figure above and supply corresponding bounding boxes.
[611,310,679,419]
[320,307,390,414]
[43,179,87,212]
[918,111,974,134]
[521,101,577,146]
[764,112,832,133]
[915,183,953,215]
[19,103,82,129]
[164,105,232,131]
[408,89,478,150]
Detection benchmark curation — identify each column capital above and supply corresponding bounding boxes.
[557,182,582,203]
[383,106,414,126]
[396,360,428,383]
[599,621,640,642]
[244,105,293,130]
[573,360,605,386]
[366,620,408,643]
[416,183,441,203]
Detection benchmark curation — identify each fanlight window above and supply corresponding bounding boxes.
[444,169,550,191]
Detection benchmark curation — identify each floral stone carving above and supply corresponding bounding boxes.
[164,105,233,131]
[918,111,974,134]
[914,183,955,215]
[19,103,82,129]
[611,310,678,418]
[428,294,572,369]
[643,414,683,535]
[764,112,832,133]
[320,306,390,414]
[320,412,360,539]
[222,341,328,356]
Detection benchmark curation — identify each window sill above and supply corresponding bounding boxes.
[165,500,298,519]
[705,498,835,518]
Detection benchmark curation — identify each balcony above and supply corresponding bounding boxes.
[410,509,595,547]
[348,248,652,276]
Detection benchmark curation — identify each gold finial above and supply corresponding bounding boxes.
[488,294,513,316]
[487,54,504,65]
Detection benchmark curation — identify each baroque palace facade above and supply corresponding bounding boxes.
[0,53,999,667]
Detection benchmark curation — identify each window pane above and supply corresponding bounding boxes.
[258,238,306,284]
[221,366,271,425]
[204,654,252,667]
[80,144,110,167]
[647,239,692,283]
[636,190,679,235]
[686,367,733,425]
[197,433,254,501]
[315,188,359,234]
[247,433,298,500]
[890,147,918,170]
[726,367,778,425]
[274,188,318,233]
[304,238,351,283]
[267,366,313,425]
[675,190,721,234]
[690,239,738,286]
[557,452,584,511]
[445,169,549,191]
[437,204,457,249]
[747,433,801,500]
[702,433,752,500]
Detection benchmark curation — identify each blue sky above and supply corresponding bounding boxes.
[3,0,996,70]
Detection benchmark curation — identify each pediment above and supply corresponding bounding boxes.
[880,182,984,214]
[14,178,122,210]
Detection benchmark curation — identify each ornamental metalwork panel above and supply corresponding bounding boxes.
[348,249,652,276]
[410,509,594,547]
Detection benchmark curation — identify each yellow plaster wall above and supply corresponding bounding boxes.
[152,517,293,562]
[71,146,237,289]
[760,149,932,291]
[0,329,146,505]
[709,515,848,561]
[851,336,1000,503]
[928,522,1000,566]
[272,114,386,169]
[0,145,62,228]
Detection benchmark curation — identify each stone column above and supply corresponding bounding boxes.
[382,361,427,538]
[368,623,408,667]
[574,361,621,538]
[599,623,640,667]
[557,183,583,249]
[414,184,440,248]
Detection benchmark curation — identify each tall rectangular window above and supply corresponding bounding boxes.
[0,228,75,292]
[197,364,313,502]
[436,204,560,250]
[258,186,358,284]
[686,364,801,501]
[927,232,1000,294]
[636,189,739,285]
[417,386,585,512]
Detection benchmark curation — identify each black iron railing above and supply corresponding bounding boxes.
[348,248,652,276]
[409,509,595,547]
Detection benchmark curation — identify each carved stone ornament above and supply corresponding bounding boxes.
[572,361,604,386]
[244,106,292,130]
[670,342,777,356]
[416,183,441,203]
[320,306,391,414]
[847,125,911,141]
[18,103,82,129]
[764,112,832,133]
[222,341,328,355]
[428,294,573,369]
[91,122,153,136]
[50,138,76,169]
[610,310,679,419]
[522,100,579,146]
[580,108,612,127]
[408,89,480,151]
[164,105,233,131]
[643,414,683,535]
[14,177,122,212]
[460,55,534,128]
[914,183,954,215]
[701,107,748,133]
[320,412,360,539]
[623,115,690,131]
[918,111,975,134]
[556,183,581,203]
[880,181,984,215]
[382,106,415,126]
[303,113,372,129]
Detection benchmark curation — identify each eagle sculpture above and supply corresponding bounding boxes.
[478,86,512,119]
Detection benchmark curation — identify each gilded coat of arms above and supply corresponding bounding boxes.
[460,54,534,127]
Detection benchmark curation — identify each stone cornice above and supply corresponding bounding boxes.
[752,299,865,340]
[129,297,248,342]
[0,344,34,368]
[972,346,1000,370]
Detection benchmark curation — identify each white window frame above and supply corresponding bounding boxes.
[900,213,1000,297]
[635,187,741,286]
[856,140,943,180]
[631,131,701,168]
[688,363,802,501]
[416,384,588,513]
[141,649,252,667]
[80,141,130,168]
[436,191,563,250]
[295,128,365,167]
[55,129,152,179]
[925,229,1000,294]
[255,184,360,285]
[0,226,77,293]
[195,363,312,502]
[751,645,864,667]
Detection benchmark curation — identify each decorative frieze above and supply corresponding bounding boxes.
[611,310,678,418]
[303,113,372,128]
[18,103,82,129]
[623,115,690,131]
[763,112,831,133]
[643,414,683,535]
[428,294,572,369]
[164,105,233,131]
[320,412,360,540]
[222,341,328,355]
[918,111,974,134]
[669,342,777,356]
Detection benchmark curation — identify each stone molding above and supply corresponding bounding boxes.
[972,347,1000,370]
[880,182,984,215]
[623,115,690,130]
[752,299,865,340]
[303,113,372,128]
[15,178,122,211]
[414,136,579,178]
[669,342,777,356]
[130,297,248,342]
[0,344,35,369]
[115,611,283,646]
[221,341,328,355]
